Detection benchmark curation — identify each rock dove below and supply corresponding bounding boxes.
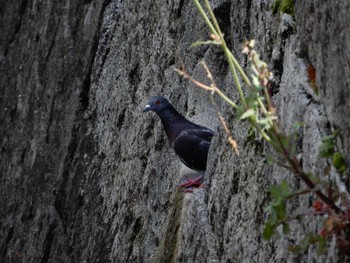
[143,96,214,190]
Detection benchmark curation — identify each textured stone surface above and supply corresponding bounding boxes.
[295,0,350,170]
[0,0,349,262]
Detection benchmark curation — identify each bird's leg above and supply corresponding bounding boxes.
[179,176,204,190]
[183,183,205,193]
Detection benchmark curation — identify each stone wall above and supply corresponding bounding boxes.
[0,0,349,262]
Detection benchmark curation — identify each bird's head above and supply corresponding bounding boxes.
[143,96,171,113]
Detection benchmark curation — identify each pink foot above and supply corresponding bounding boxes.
[179,176,204,192]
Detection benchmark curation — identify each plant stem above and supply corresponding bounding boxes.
[193,0,218,36]
[288,156,344,214]
[215,88,239,110]
[228,52,252,88]
[203,0,248,109]
[192,0,345,216]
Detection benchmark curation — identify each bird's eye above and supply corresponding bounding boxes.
[155,100,161,105]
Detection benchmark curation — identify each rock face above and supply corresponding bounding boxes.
[0,0,349,262]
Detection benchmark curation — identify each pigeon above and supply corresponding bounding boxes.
[143,96,214,191]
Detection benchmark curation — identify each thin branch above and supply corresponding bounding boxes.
[174,66,239,110]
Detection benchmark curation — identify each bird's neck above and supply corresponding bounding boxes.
[157,106,190,142]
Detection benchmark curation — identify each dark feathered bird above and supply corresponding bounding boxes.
[143,96,214,190]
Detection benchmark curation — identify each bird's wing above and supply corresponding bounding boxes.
[172,128,214,171]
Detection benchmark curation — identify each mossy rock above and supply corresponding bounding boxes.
[272,0,295,17]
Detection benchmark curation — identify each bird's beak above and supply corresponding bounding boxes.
[143,104,151,112]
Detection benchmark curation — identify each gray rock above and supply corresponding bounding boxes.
[0,0,349,262]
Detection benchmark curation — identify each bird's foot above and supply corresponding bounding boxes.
[179,176,204,192]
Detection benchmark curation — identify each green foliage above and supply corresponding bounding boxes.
[272,0,281,14]
[239,108,256,120]
[291,121,304,132]
[333,152,346,174]
[270,180,292,200]
[266,154,275,165]
[263,180,291,240]
[319,130,347,174]
[280,0,295,16]
[318,130,339,158]
[272,0,295,17]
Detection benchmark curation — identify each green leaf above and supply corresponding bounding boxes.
[257,118,270,126]
[282,223,290,234]
[280,0,295,16]
[288,245,302,253]
[262,223,275,240]
[291,121,304,132]
[269,180,291,200]
[319,141,334,158]
[269,185,281,201]
[276,203,287,220]
[333,151,346,173]
[316,236,327,255]
[280,180,292,196]
[240,108,256,120]
[263,181,292,242]
[252,74,260,88]
[319,130,340,158]
[321,134,336,142]
[266,154,274,165]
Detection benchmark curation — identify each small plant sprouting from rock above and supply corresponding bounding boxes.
[272,0,295,17]
[175,0,349,255]
[319,130,346,174]
[266,130,350,253]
